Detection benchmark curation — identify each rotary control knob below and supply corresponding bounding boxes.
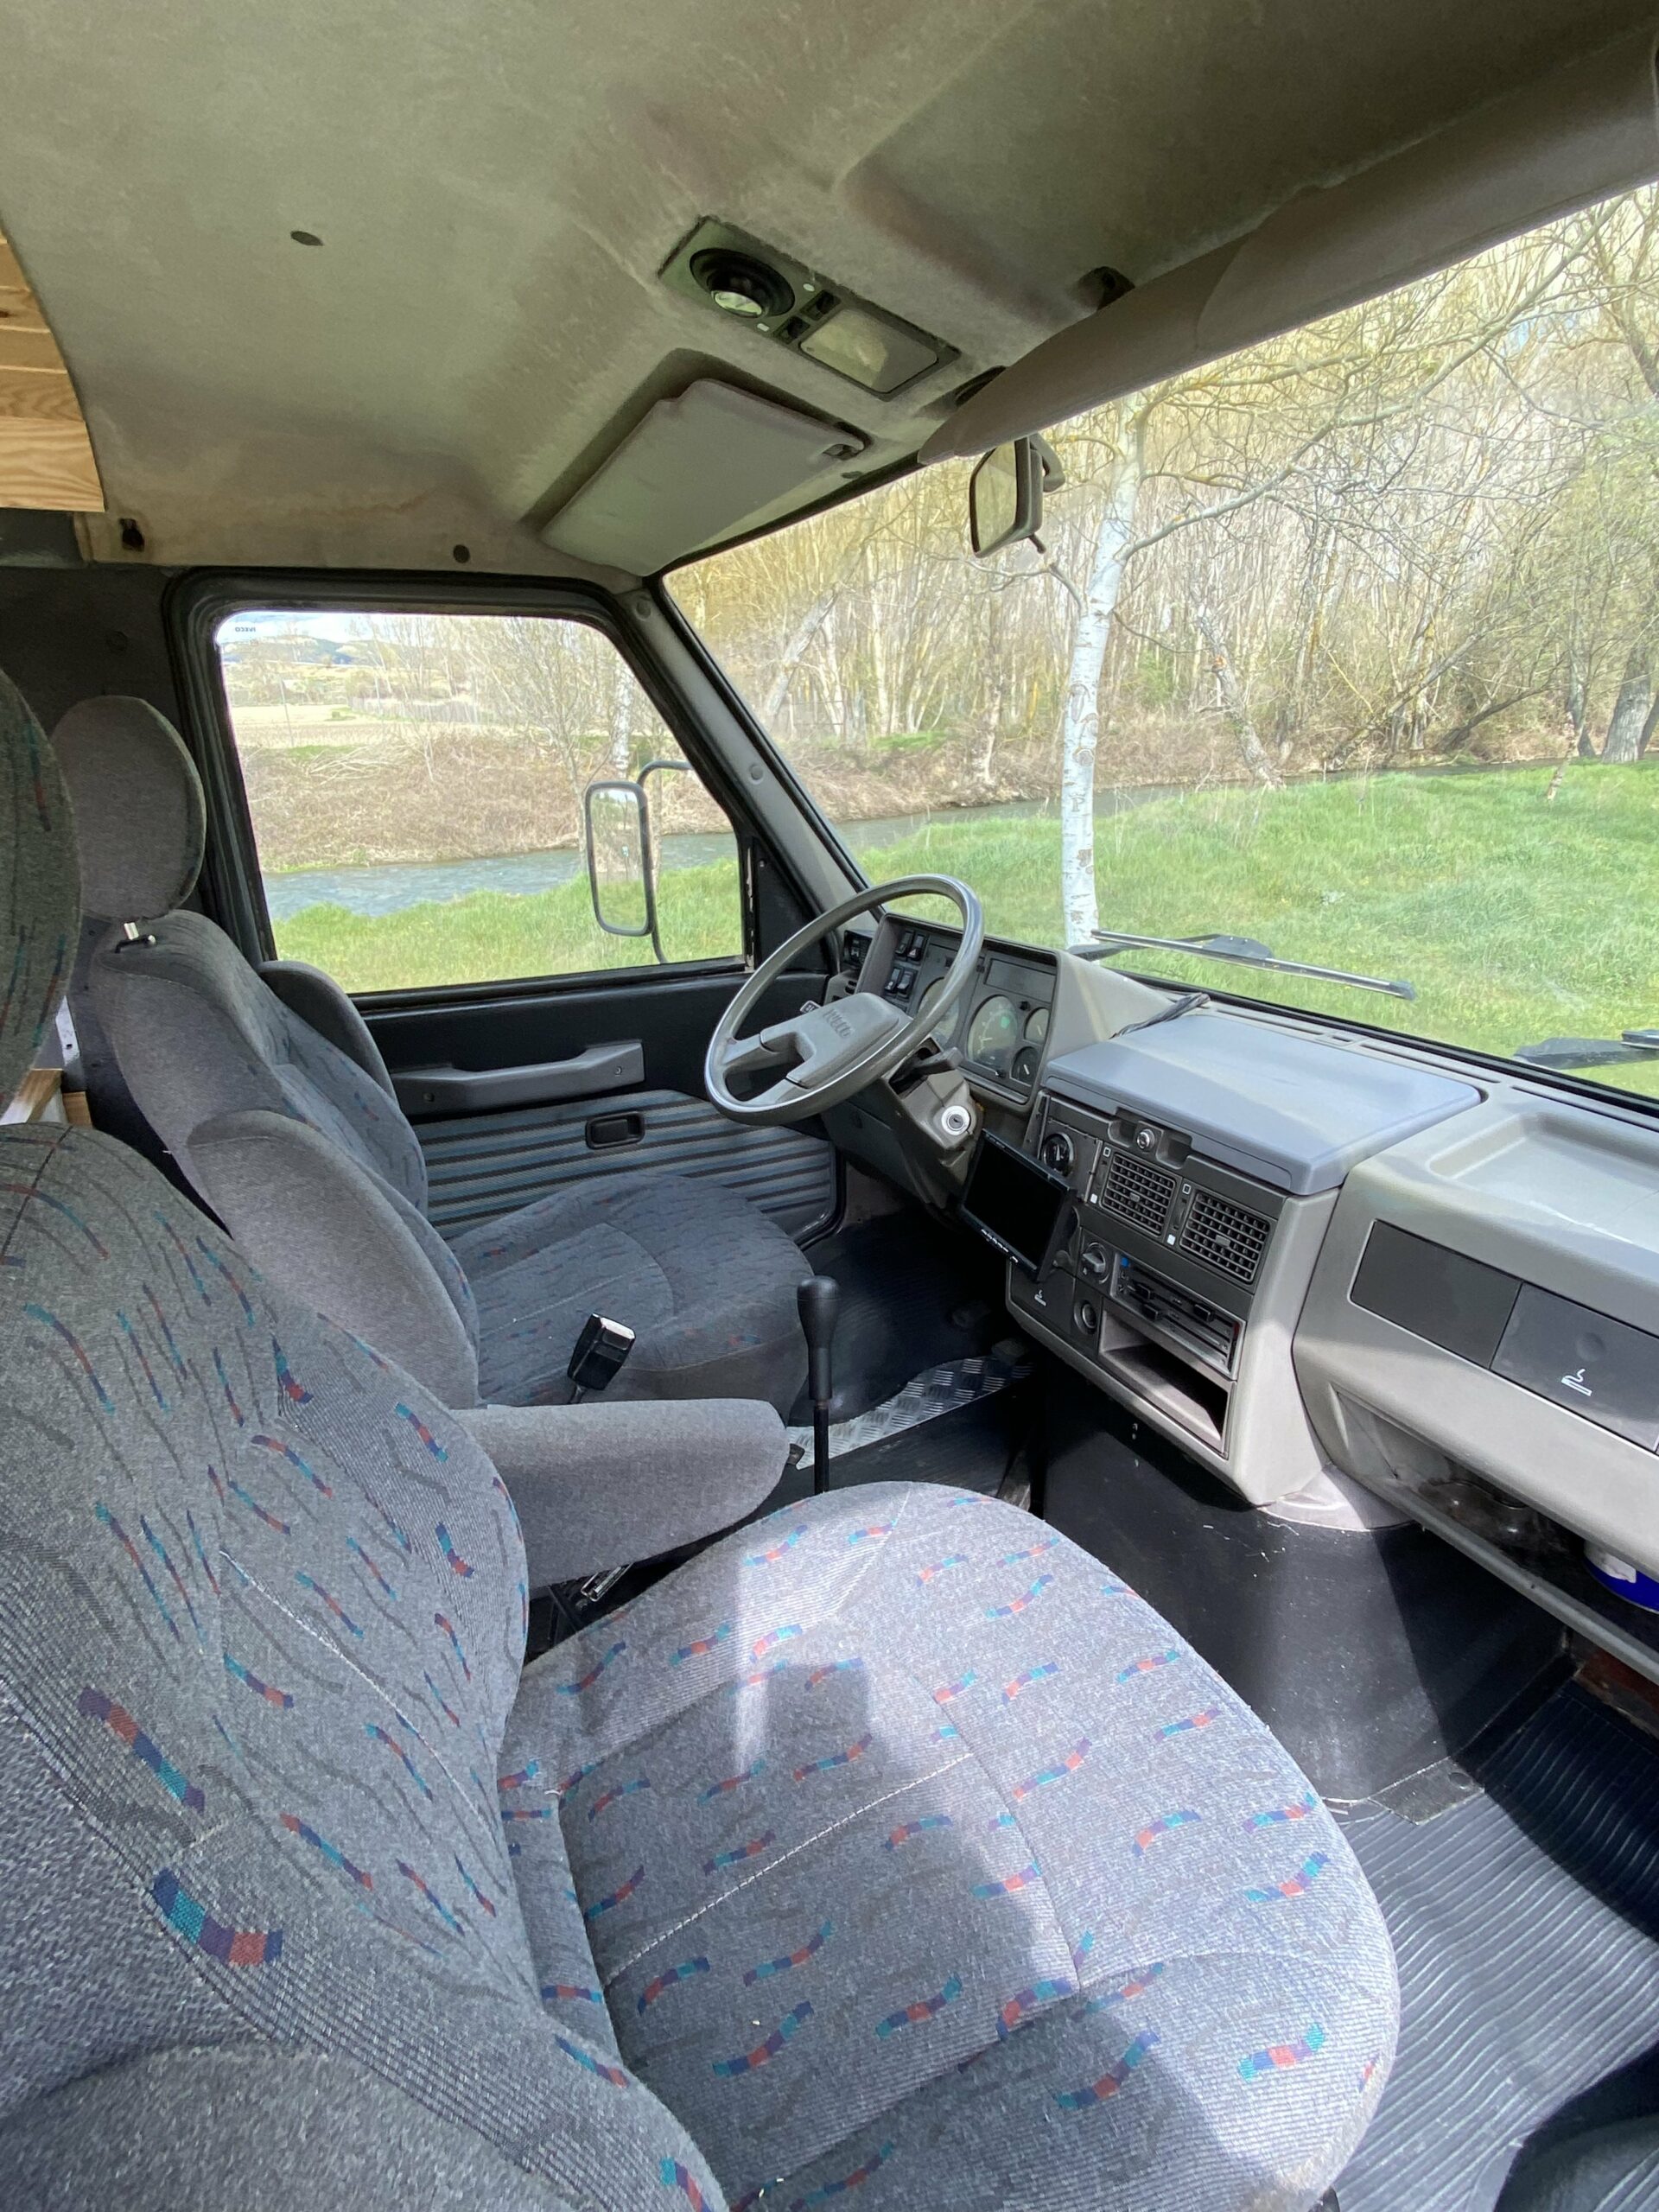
[1040,1129,1074,1176]
[1079,1241,1109,1283]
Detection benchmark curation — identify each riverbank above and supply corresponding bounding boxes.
[243,711,1568,877]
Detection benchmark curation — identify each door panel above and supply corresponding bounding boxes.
[365,963,836,1238]
[417,1086,835,1239]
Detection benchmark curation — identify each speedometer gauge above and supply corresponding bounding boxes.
[966,993,1020,1073]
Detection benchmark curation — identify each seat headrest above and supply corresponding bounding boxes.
[51,696,206,922]
[0,671,79,1109]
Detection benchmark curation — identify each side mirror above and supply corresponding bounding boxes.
[582,760,692,963]
[968,435,1064,556]
[584,779,656,944]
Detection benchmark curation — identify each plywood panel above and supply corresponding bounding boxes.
[0,227,103,511]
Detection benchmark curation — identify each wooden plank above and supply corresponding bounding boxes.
[0,228,102,507]
[0,367,79,421]
[0,416,104,510]
[0,1065,66,1125]
[0,290,48,334]
[0,324,67,372]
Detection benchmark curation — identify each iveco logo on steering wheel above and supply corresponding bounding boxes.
[823,1008,852,1038]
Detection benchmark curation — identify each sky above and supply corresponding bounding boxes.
[217,610,365,646]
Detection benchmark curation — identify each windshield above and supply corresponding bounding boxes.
[671,186,1659,1101]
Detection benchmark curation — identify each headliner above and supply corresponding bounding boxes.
[1,0,1651,578]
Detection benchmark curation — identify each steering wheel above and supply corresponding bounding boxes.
[705,876,984,1127]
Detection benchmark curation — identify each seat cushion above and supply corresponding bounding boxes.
[500,1481,1398,2212]
[454,1171,810,1414]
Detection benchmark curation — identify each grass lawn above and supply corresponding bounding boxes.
[275,760,1659,1096]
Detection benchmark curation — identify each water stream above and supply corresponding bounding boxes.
[262,791,1183,920]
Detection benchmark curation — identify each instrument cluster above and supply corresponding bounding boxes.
[851,922,1057,1096]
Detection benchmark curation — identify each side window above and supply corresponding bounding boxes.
[213,608,744,993]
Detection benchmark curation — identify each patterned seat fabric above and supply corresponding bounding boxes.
[0,672,1397,2208]
[49,696,810,1414]
[506,1480,1398,2211]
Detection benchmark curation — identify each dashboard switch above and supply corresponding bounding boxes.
[1492,1287,1659,1449]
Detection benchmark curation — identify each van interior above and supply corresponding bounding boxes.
[3,6,1659,2209]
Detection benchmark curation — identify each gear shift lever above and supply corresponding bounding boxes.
[796,1275,840,1497]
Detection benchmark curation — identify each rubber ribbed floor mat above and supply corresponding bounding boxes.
[1336,1683,1659,2212]
[785,1340,1030,1461]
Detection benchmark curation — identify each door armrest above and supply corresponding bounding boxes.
[392,1041,644,1116]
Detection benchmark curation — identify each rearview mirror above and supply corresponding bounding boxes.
[969,435,1065,556]
[969,438,1041,556]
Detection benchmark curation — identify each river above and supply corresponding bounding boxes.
[262,791,1189,920]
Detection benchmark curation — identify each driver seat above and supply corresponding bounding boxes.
[51,696,810,1414]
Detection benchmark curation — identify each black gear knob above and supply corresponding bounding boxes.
[797,1275,840,1495]
[797,1275,840,1407]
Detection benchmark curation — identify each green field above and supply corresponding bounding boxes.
[275,762,1659,1096]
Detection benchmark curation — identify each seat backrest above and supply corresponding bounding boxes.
[53,697,427,1209]
[52,698,483,1404]
[0,675,718,2207]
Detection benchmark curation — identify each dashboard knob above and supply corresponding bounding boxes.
[1040,1130,1074,1174]
[1079,1241,1109,1282]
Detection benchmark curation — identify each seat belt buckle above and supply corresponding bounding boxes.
[567,1313,637,1397]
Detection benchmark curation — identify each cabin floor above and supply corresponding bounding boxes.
[1336,1679,1659,2210]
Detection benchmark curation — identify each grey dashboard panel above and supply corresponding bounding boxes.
[1295,1097,1659,1578]
[1046,1011,1479,1193]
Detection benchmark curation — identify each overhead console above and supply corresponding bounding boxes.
[1004,1010,1478,1503]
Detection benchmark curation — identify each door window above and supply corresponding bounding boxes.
[214,608,743,992]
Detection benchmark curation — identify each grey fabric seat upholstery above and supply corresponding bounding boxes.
[50,696,810,1414]
[0,670,1398,2209]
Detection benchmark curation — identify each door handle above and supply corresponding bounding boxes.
[393,1040,645,1116]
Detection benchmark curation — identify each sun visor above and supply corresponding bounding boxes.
[923,27,1659,465]
[540,379,866,574]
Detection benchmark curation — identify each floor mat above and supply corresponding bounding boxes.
[1336,1682,1659,2212]
[798,1211,1006,1421]
[785,1339,1030,1462]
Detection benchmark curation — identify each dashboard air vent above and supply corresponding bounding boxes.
[1179,1188,1271,1285]
[1098,1149,1175,1236]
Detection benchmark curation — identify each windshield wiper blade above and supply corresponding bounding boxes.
[1512,1030,1659,1071]
[1084,929,1417,1001]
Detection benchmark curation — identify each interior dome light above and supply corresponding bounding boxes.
[690,249,792,321]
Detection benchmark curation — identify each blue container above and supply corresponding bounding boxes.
[1586,1544,1659,1614]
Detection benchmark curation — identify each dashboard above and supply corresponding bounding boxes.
[842,922,1056,1099]
[830,897,1659,1694]
[983,982,1659,1694]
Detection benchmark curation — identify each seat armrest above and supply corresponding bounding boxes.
[457,1398,788,1587]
